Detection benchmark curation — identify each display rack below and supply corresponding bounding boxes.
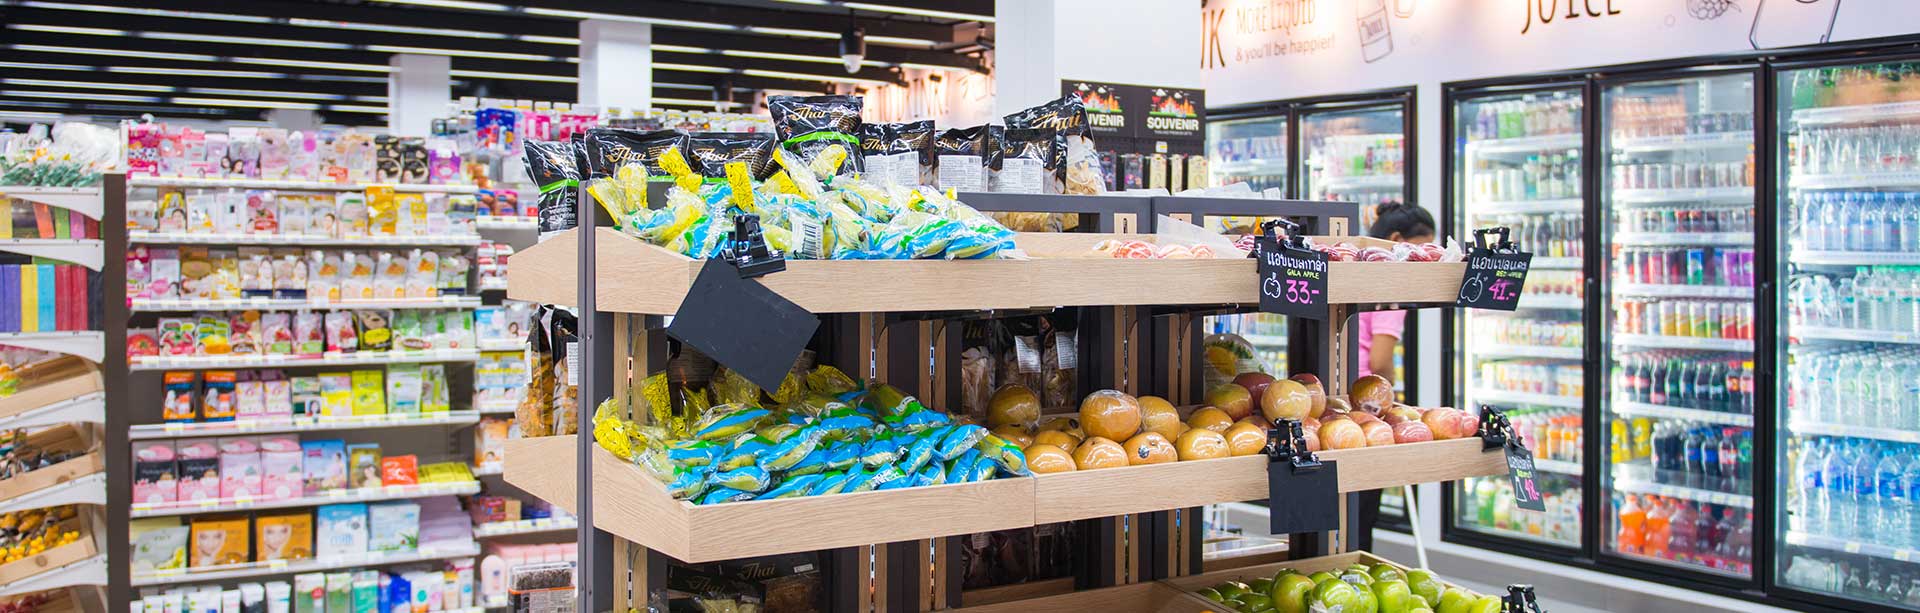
[501,190,1515,612]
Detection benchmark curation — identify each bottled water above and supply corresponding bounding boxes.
[1878,450,1908,541]
[1853,443,1881,539]
[1902,193,1920,252]
[1904,449,1920,544]
[1822,442,1853,535]
[1797,439,1826,533]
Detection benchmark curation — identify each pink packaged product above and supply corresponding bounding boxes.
[175,438,222,502]
[127,246,154,300]
[235,370,266,419]
[259,435,303,501]
[127,123,161,176]
[218,437,263,499]
[157,127,184,177]
[133,442,179,506]
[262,370,293,418]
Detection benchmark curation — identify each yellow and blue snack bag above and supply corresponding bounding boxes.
[945,449,981,484]
[759,426,823,473]
[700,487,755,505]
[897,428,943,475]
[693,405,770,441]
[937,425,990,461]
[713,466,772,493]
[756,473,823,500]
[811,469,855,496]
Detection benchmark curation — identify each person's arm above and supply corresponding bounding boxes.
[1369,335,1399,387]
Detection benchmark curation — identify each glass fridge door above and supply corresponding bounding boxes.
[1204,115,1293,387]
[1777,59,1920,606]
[1301,104,1406,229]
[1599,72,1757,579]
[1450,87,1587,549]
[1210,115,1289,194]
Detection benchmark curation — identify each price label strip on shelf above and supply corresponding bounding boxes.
[1264,419,1339,534]
[1481,406,1546,512]
[1255,220,1329,321]
[1456,227,1533,311]
[665,217,815,391]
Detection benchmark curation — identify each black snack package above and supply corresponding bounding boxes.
[522,139,580,235]
[1006,96,1094,186]
[857,122,888,158]
[860,120,936,188]
[769,94,864,175]
[686,132,777,181]
[894,120,936,167]
[984,124,1007,171]
[581,128,688,181]
[935,125,989,193]
[992,127,1052,194]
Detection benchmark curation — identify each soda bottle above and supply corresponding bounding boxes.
[1719,429,1740,492]
[1693,502,1717,568]
[1617,494,1646,554]
[1698,361,1720,409]
[1722,360,1741,412]
[1731,511,1754,573]
[1650,359,1669,405]
[1668,500,1696,563]
[1671,360,1690,405]
[1683,427,1704,488]
[1646,497,1672,559]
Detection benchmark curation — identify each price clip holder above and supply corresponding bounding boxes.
[1503,585,1543,613]
[1255,219,1329,321]
[1456,226,1533,311]
[667,213,816,392]
[1264,418,1339,534]
[1481,406,1546,512]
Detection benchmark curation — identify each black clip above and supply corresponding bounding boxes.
[1504,584,1542,613]
[722,213,786,278]
[1263,218,1311,251]
[1473,226,1517,254]
[1479,405,1513,451]
[1265,419,1322,472]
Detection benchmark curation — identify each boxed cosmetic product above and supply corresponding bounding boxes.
[346,443,382,489]
[190,514,251,568]
[318,372,352,417]
[202,370,238,422]
[235,369,265,419]
[260,435,303,500]
[217,436,262,499]
[294,573,325,613]
[418,496,471,548]
[314,503,368,558]
[300,439,347,494]
[176,438,221,502]
[379,455,417,487]
[350,369,384,415]
[163,371,199,423]
[131,517,188,573]
[133,441,179,506]
[255,511,314,562]
[384,364,421,414]
[290,376,323,416]
[474,419,508,469]
[367,501,420,554]
[419,364,449,413]
[262,370,292,418]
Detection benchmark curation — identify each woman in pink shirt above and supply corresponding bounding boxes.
[1353,201,1434,551]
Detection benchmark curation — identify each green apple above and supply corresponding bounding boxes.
[1307,571,1338,585]
[1435,588,1474,613]
[1408,608,1434,613]
[1249,578,1275,594]
[1352,588,1380,613]
[1368,563,1406,584]
[1341,571,1372,588]
[1404,570,1444,607]
[1218,581,1251,600]
[1239,593,1274,611]
[1467,595,1502,613]
[1197,587,1224,603]
[1267,573,1316,613]
[1308,578,1360,612]
[1372,579,1415,613]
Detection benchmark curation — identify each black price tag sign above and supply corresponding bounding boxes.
[666,259,819,392]
[1267,459,1340,534]
[1455,250,1533,311]
[1256,236,1329,321]
[1505,440,1547,512]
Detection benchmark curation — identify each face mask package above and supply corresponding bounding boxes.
[935,126,989,194]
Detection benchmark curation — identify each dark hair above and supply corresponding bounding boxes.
[1367,202,1435,240]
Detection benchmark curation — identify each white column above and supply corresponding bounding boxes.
[387,53,450,138]
[993,0,1200,116]
[991,0,1056,118]
[578,19,652,111]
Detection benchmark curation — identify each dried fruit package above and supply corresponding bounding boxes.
[769,95,864,175]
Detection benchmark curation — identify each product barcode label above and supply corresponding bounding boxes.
[1055,330,1078,370]
[1015,336,1042,374]
[936,155,986,193]
[791,216,826,260]
[565,340,579,387]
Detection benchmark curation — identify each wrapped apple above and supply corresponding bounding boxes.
[1206,383,1254,421]
[1391,420,1434,443]
[1359,420,1396,447]
[1175,428,1230,460]
[1381,404,1424,425]
[1188,407,1235,433]
[1080,390,1143,442]
[1261,379,1314,422]
[1122,432,1177,465]
[1289,373,1327,418]
[1421,407,1478,440]
[1233,372,1275,407]
[1349,375,1395,414]
[1224,421,1268,456]
[1318,419,1366,450]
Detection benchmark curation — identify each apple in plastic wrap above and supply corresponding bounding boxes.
[1391,420,1435,444]
[1359,420,1396,447]
[1261,379,1314,422]
[1207,383,1255,421]
[1233,371,1275,407]
[1188,407,1235,433]
[1289,373,1327,418]
[1318,419,1367,450]
[1139,395,1184,440]
[1421,407,1477,440]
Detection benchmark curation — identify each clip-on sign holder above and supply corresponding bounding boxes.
[1472,226,1517,255]
[723,212,786,278]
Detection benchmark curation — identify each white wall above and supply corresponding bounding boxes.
[994,0,1201,117]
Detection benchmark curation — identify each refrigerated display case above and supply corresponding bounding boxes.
[1446,84,1589,551]
[1776,57,1920,609]
[1600,70,1759,581]
[1209,115,1288,194]
[1301,101,1409,229]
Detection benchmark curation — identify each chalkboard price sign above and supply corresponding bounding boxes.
[1257,236,1329,321]
[1456,227,1532,311]
[1505,440,1547,512]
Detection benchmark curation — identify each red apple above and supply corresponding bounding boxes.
[1289,373,1327,418]
[1233,372,1276,407]
[1261,379,1313,423]
[1381,405,1423,425]
[1359,420,1396,447]
[1392,420,1434,444]
[1319,419,1366,450]
[1421,407,1476,440]
[1350,411,1380,425]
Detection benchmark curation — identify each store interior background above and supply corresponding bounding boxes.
[10,0,1920,611]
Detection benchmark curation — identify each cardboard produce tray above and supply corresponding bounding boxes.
[0,517,96,588]
[0,424,102,504]
[0,363,101,423]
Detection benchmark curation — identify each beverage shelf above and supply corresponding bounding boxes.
[1783,530,1920,564]
[1794,250,1920,266]
[474,216,537,231]
[1611,187,1753,204]
[129,231,481,247]
[1611,131,1753,153]
[130,348,480,371]
[128,410,481,440]
[1517,294,1584,310]
[1467,198,1583,215]
[0,238,102,270]
[0,186,103,220]
[128,176,482,193]
[1613,401,1754,427]
[1612,478,1752,508]
[131,480,481,518]
[1795,326,1920,345]
[1533,257,1582,270]
[1534,458,1583,475]
[1470,344,1582,360]
[1787,420,1920,445]
[1317,174,1403,191]
[473,517,577,539]
[1792,100,1920,126]
[1611,283,1751,299]
[1611,232,1753,247]
[1790,171,1920,190]
[1453,524,1580,549]
[131,541,482,587]
[1213,159,1288,175]
[131,296,482,312]
[1611,334,1753,352]
[1465,133,1582,156]
[0,331,103,363]
[1470,388,1583,409]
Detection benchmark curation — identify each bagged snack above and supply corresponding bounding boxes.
[1005,96,1104,194]
[687,132,777,181]
[769,95,863,175]
[860,121,933,189]
[991,128,1051,194]
[935,126,989,193]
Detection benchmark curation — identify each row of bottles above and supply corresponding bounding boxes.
[1787,63,1920,110]
[1467,97,1581,142]
[1621,421,1754,493]
[1783,553,1920,607]
[1614,204,1756,235]
[1614,494,1754,574]
[1469,152,1582,202]
[1611,154,1757,191]
[1478,359,1582,398]
[1526,270,1584,300]
[1514,407,1583,464]
[1795,191,1920,252]
[1612,351,1757,413]
[1612,298,1756,340]
[1473,315,1581,349]
[1465,476,1582,545]
[1481,213,1585,259]
[1791,439,1920,545]
[1609,94,1754,140]
[1317,135,1404,177]
[1787,268,1920,334]
[1792,124,1920,177]
[1788,346,1920,429]
[1615,247,1757,288]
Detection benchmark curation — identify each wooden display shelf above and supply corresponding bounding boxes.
[0,424,102,504]
[507,229,1466,314]
[1033,437,1507,524]
[0,518,97,589]
[502,436,1037,564]
[0,367,101,424]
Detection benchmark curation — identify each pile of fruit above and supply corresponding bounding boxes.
[0,506,81,565]
[1090,239,1219,259]
[984,385,1271,474]
[1195,561,1501,613]
[594,366,1029,505]
[1216,372,1479,452]
[1308,240,1457,263]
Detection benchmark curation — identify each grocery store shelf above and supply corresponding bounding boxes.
[0,391,104,430]
[1611,187,1753,204]
[474,216,537,231]
[1791,171,1920,190]
[473,517,576,538]
[1613,401,1753,427]
[1465,133,1581,156]
[477,339,526,352]
[472,464,502,477]
[1467,198,1583,215]
[474,400,518,415]
[131,480,481,518]
[0,332,103,363]
[1516,294,1583,310]
[1795,326,1920,345]
[131,348,480,371]
[1213,159,1288,175]
[129,410,481,440]
[478,278,508,291]
[1533,458,1582,475]
[1470,344,1582,360]
[0,473,105,513]
[0,186,102,220]
[1316,173,1403,191]
[1792,100,1920,126]
[1611,131,1753,153]
[1610,334,1753,352]
[128,176,481,193]
[1611,231,1753,247]
[131,541,482,587]
[1612,478,1751,508]
[1611,283,1751,299]
[131,296,482,312]
[1783,530,1920,564]
[1788,420,1920,444]
[129,231,481,247]
[1471,388,1582,409]
[483,596,508,609]
[1794,250,1920,266]
[1532,257,1582,270]
[0,554,104,597]
[0,238,102,270]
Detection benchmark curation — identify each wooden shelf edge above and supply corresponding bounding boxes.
[0,371,103,421]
